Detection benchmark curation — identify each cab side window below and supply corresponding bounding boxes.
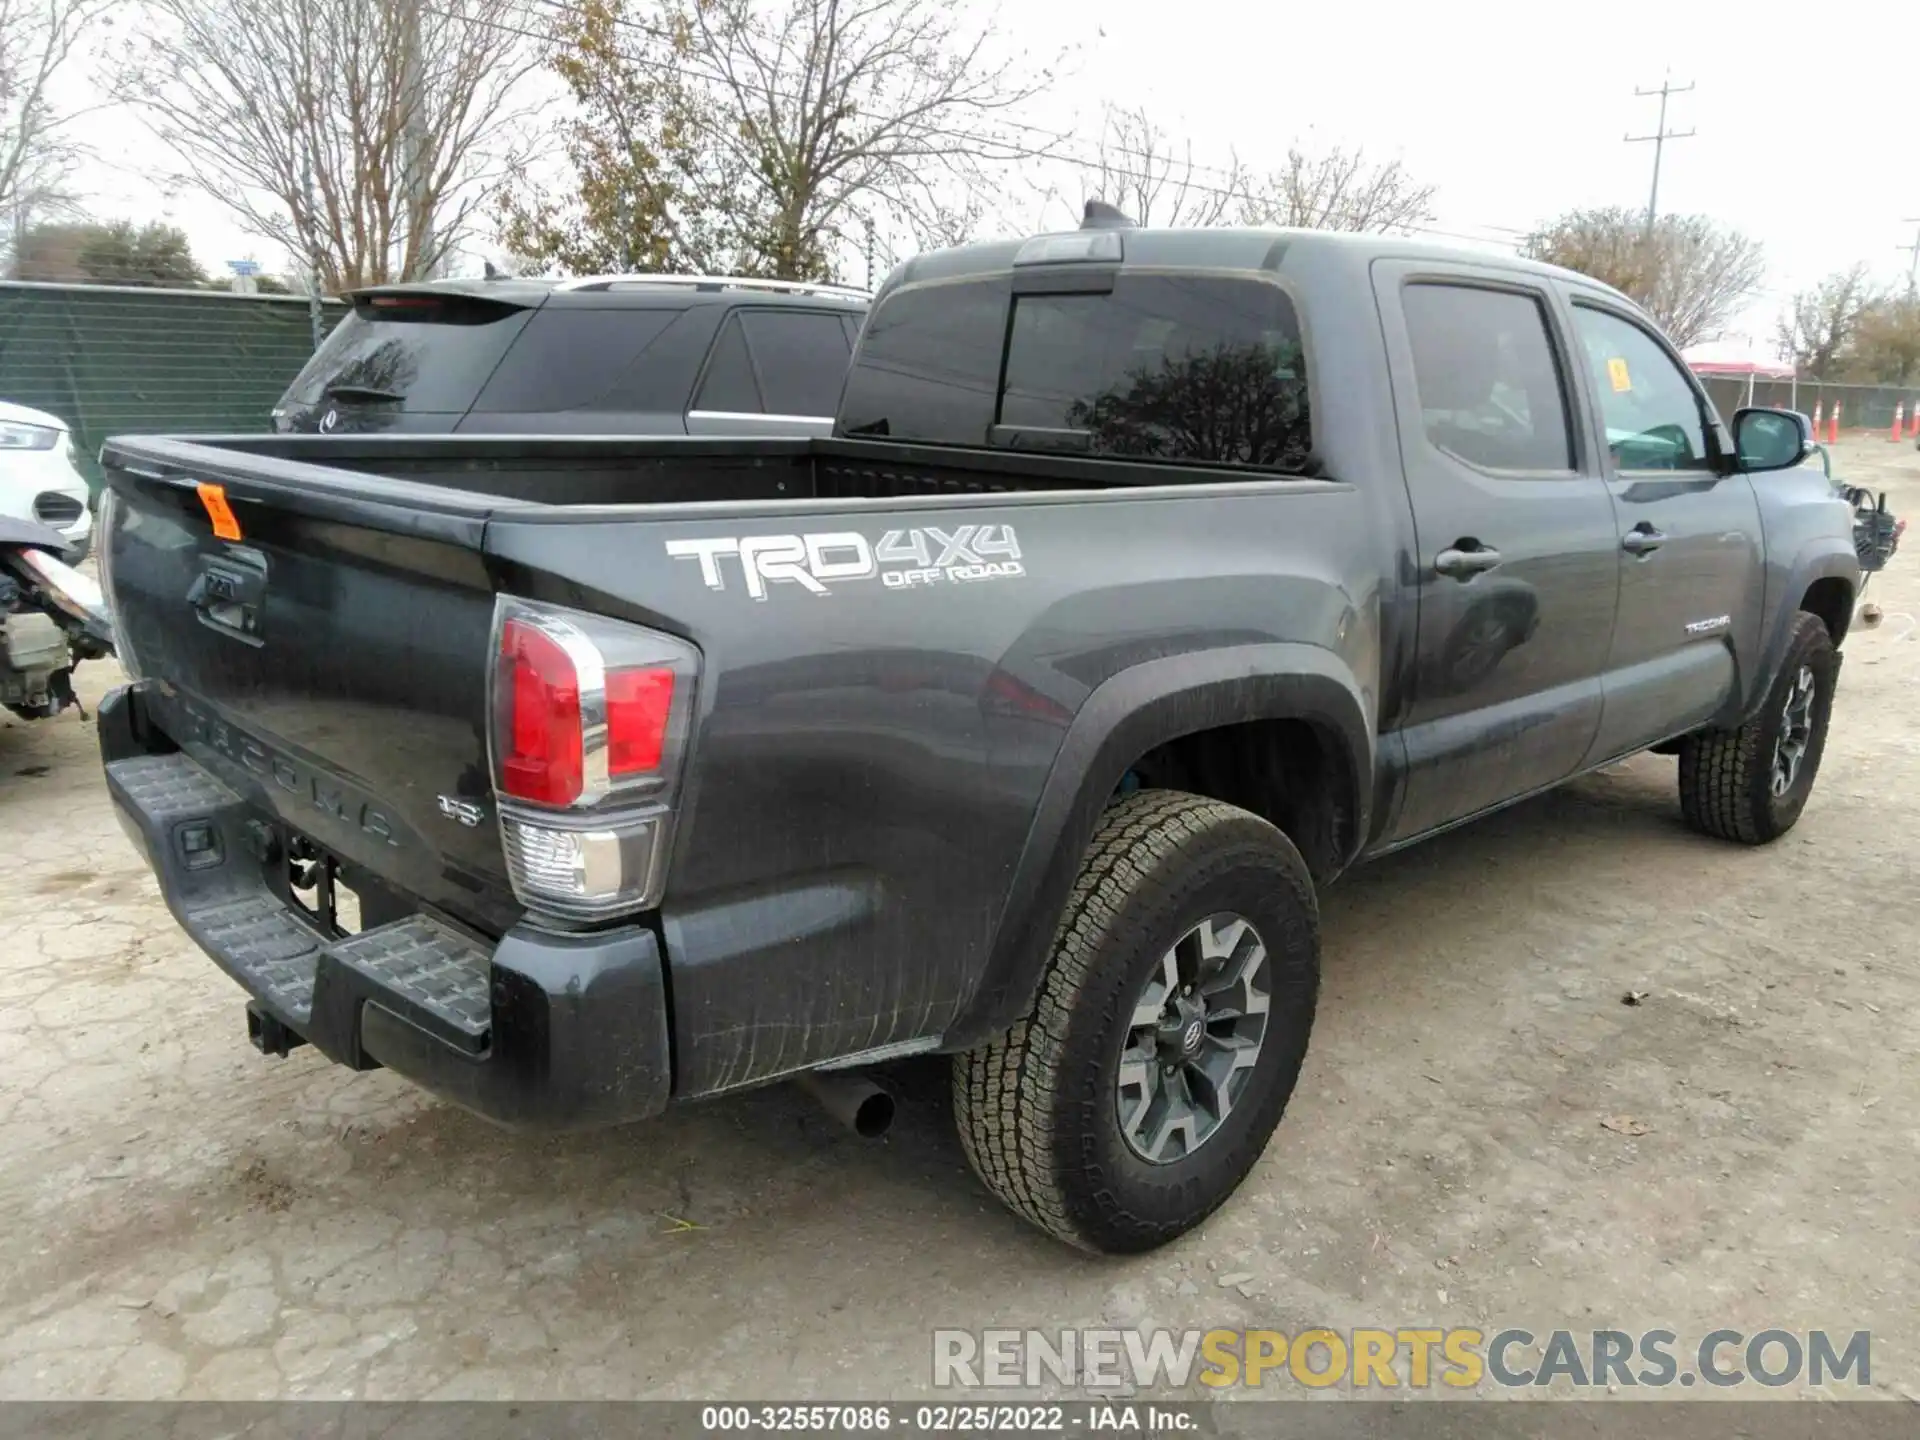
[1571,305,1714,471]
[1401,282,1574,473]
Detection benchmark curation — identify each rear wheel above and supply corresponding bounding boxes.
[953,789,1320,1253]
[1678,612,1837,844]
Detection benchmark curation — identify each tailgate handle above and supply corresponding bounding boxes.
[188,551,267,644]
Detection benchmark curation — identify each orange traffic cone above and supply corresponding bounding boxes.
[1910,403,1920,439]
[1829,403,1842,445]
[1812,400,1823,435]
[1894,403,1906,442]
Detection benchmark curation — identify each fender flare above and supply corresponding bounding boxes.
[1743,542,1858,722]
[945,642,1373,1049]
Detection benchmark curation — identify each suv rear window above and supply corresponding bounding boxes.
[738,309,853,416]
[471,307,680,413]
[840,272,1311,472]
[280,293,531,415]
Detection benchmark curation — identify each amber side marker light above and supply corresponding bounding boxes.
[196,481,242,541]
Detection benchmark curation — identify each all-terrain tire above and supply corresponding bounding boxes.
[1678,611,1838,844]
[953,789,1320,1254]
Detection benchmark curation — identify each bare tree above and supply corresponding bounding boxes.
[1776,264,1876,378]
[0,0,107,250]
[1074,104,1245,229]
[1241,145,1436,233]
[115,0,543,290]
[1053,120,1433,238]
[1523,206,1764,350]
[683,0,1063,279]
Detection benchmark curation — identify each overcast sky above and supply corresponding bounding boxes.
[58,0,1916,360]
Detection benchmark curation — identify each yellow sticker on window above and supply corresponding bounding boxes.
[1606,356,1632,393]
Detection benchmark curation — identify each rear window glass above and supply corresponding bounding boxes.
[740,309,851,416]
[840,273,1311,471]
[838,278,1010,442]
[280,295,530,414]
[1001,275,1309,470]
[472,307,679,413]
[693,317,763,412]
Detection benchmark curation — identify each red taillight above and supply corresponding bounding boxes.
[607,667,674,776]
[499,617,584,805]
[490,597,699,919]
[492,602,696,812]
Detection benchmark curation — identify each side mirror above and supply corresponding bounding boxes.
[1732,407,1814,473]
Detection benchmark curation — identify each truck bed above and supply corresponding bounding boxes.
[95,426,1371,1111]
[105,432,1312,515]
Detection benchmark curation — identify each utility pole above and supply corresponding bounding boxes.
[1625,73,1695,235]
[863,215,875,291]
[300,145,326,350]
[399,0,434,279]
[1900,219,1920,290]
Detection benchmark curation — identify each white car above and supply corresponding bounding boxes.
[0,400,93,562]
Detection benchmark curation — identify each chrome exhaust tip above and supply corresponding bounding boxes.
[794,1070,895,1139]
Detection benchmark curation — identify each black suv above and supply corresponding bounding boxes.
[272,274,869,437]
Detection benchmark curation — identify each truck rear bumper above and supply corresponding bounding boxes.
[97,683,672,1131]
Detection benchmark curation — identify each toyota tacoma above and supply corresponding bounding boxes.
[93,216,1865,1253]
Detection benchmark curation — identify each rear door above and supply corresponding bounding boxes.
[274,291,532,433]
[684,307,853,436]
[1562,295,1763,759]
[1374,263,1621,842]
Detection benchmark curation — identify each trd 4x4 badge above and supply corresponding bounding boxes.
[666,524,1024,601]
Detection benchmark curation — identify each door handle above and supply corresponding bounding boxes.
[1622,525,1668,557]
[1434,544,1502,580]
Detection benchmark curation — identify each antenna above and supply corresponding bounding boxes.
[1082,200,1138,231]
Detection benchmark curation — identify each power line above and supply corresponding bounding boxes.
[1625,73,1694,234]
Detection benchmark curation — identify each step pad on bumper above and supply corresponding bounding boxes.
[199,894,322,1023]
[110,751,241,819]
[328,917,492,1053]
[101,686,673,1128]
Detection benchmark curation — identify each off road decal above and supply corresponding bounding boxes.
[665,525,1025,601]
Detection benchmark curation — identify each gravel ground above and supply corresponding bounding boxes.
[1,439,1916,1401]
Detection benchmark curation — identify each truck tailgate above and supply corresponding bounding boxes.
[102,441,521,935]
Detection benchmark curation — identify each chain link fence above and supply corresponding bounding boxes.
[0,281,344,494]
[1700,374,1920,435]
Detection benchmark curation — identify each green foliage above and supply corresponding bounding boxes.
[496,0,776,278]
[11,219,208,287]
[1843,291,1920,386]
[1778,267,1920,384]
[497,0,1047,282]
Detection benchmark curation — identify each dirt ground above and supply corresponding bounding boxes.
[2,439,1916,1402]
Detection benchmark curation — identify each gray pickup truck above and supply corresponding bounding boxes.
[94,216,1863,1253]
